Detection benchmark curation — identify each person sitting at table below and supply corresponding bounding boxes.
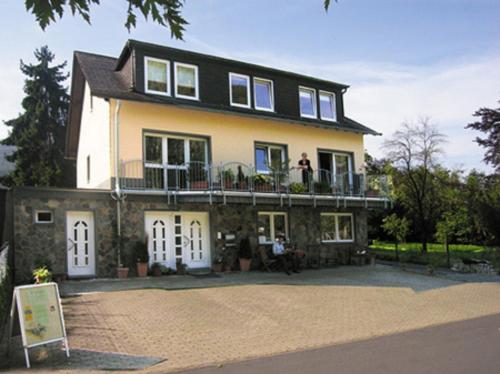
[272,234,300,275]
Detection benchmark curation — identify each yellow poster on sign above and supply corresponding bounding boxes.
[8,283,70,368]
[17,284,65,346]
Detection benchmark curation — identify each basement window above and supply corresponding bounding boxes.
[35,210,53,224]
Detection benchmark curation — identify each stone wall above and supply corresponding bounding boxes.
[12,187,369,282]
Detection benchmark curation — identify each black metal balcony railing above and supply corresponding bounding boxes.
[119,160,390,198]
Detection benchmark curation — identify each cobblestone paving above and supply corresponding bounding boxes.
[58,266,500,373]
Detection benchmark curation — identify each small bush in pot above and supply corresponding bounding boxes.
[151,262,162,277]
[134,238,149,277]
[238,237,252,272]
[33,266,52,284]
[213,256,224,272]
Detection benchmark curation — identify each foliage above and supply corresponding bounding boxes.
[1,46,71,187]
[134,238,149,263]
[289,182,308,194]
[238,237,252,259]
[25,0,188,39]
[382,118,447,253]
[253,174,270,185]
[382,214,410,244]
[33,266,52,284]
[465,101,500,173]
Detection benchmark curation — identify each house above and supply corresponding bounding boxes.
[9,40,389,282]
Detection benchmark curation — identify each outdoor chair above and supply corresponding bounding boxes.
[258,246,279,272]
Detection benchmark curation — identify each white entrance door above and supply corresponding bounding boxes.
[144,212,210,270]
[182,212,210,268]
[145,212,173,268]
[66,211,95,277]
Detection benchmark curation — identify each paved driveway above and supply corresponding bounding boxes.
[57,266,500,373]
[5,266,500,372]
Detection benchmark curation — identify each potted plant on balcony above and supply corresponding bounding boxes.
[134,238,149,277]
[253,174,271,192]
[289,182,308,194]
[313,180,332,194]
[222,169,235,189]
[238,237,252,272]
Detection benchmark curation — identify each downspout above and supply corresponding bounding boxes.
[114,100,123,267]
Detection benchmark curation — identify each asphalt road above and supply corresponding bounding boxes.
[180,313,500,374]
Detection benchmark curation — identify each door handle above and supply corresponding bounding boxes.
[67,238,75,251]
[182,235,190,246]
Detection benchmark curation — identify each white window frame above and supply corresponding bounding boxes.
[255,143,286,174]
[299,86,317,119]
[319,90,337,122]
[144,56,171,96]
[229,72,251,108]
[253,77,274,112]
[35,210,53,224]
[257,212,289,244]
[320,213,355,243]
[174,62,199,100]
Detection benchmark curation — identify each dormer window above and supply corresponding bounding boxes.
[299,87,317,118]
[145,57,170,96]
[229,73,251,108]
[254,78,274,112]
[174,62,199,100]
[319,91,337,121]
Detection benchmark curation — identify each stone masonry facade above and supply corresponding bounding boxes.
[10,187,368,282]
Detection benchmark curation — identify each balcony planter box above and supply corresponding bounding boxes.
[191,181,209,190]
[254,183,272,192]
[137,262,148,277]
[117,267,129,279]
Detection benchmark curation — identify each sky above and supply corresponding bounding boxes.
[0,0,499,173]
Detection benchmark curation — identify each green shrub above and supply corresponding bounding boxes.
[289,182,308,194]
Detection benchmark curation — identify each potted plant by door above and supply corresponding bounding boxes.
[212,256,224,272]
[134,238,149,277]
[151,262,162,277]
[176,258,187,275]
[238,237,252,272]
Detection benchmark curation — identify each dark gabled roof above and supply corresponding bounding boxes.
[66,45,380,158]
[117,39,351,89]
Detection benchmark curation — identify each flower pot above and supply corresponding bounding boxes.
[239,258,251,272]
[213,263,223,272]
[192,181,209,190]
[152,266,162,277]
[117,267,129,279]
[137,262,148,277]
[224,264,232,272]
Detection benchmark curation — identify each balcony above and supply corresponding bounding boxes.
[119,160,390,206]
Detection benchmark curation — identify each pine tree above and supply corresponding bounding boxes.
[1,46,70,187]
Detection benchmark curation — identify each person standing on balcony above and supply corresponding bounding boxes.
[298,152,313,187]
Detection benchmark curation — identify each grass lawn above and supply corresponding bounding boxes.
[370,240,499,269]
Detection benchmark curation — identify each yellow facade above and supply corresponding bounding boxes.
[109,99,365,177]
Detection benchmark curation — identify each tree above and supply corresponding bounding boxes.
[465,101,500,173]
[382,213,410,261]
[26,1,337,40]
[1,46,70,187]
[382,118,447,253]
[436,209,469,268]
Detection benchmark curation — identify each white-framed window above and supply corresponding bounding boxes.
[144,133,208,189]
[255,143,286,173]
[320,213,354,243]
[299,86,317,118]
[35,210,53,224]
[257,212,288,244]
[229,73,251,108]
[174,62,199,100]
[253,77,274,111]
[319,90,337,121]
[144,56,170,96]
